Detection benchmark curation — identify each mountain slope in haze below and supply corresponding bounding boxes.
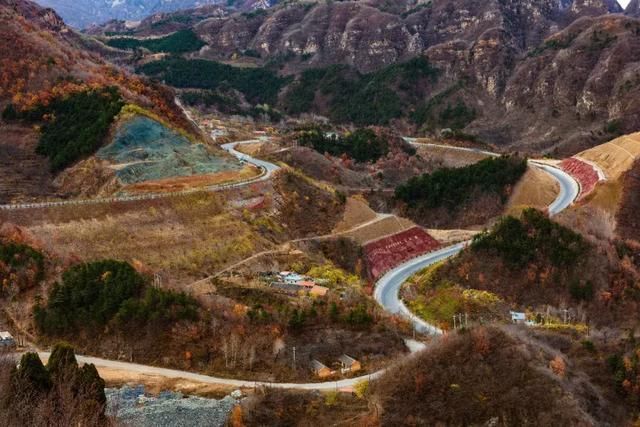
[33,0,279,28]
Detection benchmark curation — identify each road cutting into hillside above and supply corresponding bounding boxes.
[0,139,279,211]
[36,340,427,392]
[372,157,580,335]
[22,153,578,391]
[11,131,580,390]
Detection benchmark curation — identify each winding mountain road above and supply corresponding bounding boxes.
[372,155,580,335]
[0,139,277,211]
[10,131,580,390]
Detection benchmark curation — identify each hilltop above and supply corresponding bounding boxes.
[84,0,640,155]
[0,0,252,203]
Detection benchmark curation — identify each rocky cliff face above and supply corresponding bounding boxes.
[194,0,623,72]
[415,11,640,154]
[97,0,639,155]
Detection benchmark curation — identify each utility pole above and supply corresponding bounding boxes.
[465,313,468,328]
[453,315,457,330]
[563,309,569,324]
[292,346,296,370]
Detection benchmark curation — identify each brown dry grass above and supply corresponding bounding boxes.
[413,144,490,168]
[234,141,280,156]
[0,124,56,203]
[97,367,234,398]
[577,132,640,179]
[21,192,274,284]
[332,196,378,233]
[341,215,415,244]
[122,165,260,194]
[427,229,478,245]
[506,165,559,215]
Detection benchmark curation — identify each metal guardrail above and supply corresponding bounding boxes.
[0,165,268,211]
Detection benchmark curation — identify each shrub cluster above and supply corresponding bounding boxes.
[395,156,527,210]
[0,241,45,294]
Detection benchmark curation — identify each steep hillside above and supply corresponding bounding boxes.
[0,0,220,202]
[105,0,640,155]
[371,326,626,425]
[486,15,640,155]
[0,0,189,127]
[405,209,640,330]
[617,158,640,241]
[193,0,622,73]
[240,326,631,425]
[394,156,528,228]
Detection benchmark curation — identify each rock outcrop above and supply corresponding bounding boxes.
[194,0,624,72]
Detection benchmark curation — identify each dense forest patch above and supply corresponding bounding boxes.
[298,128,390,163]
[411,83,476,132]
[413,209,605,309]
[395,156,527,210]
[472,208,588,270]
[137,58,289,105]
[106,30,204,53]
[2,87,124,171]
[34,260,198,337]
[283,57,439,125]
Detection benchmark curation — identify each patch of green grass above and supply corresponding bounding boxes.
[409,284,464,327]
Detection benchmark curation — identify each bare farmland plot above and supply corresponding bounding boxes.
[22,193,277,285]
